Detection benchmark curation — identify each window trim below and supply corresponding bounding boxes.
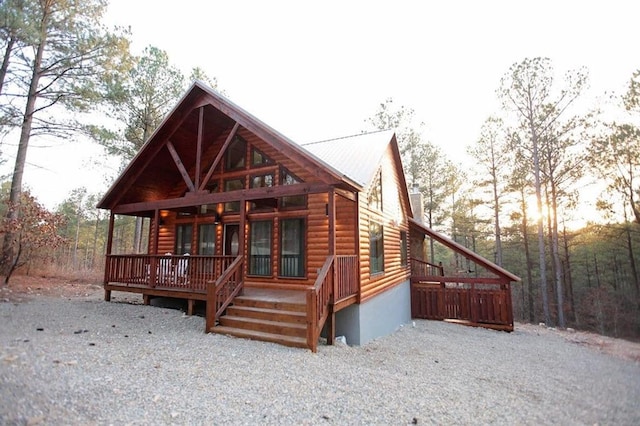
[369,221,384,275]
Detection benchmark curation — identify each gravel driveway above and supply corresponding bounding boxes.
[1,292,639,425]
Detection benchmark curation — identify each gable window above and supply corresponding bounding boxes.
[249,220,272,276]
[280,168,306,209]
[175,224,193,255]
[368,170,382,211]
[400,231,408,266]
[251,147,272,167]
[224,178,244,212]
[280,218,305,277]
[369,222,384,274]
[225,135,246,171]
[198,224,216,255]
[250,173,274,188]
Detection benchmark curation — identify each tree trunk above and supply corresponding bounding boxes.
[562,223,576,323]
[492,172,503,266]
[530,119,551,326]
[0,29,47,276]
[0,35,15,95]
[550,184,565,328]
[520,188,535,323]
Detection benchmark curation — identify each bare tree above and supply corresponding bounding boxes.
[467,116,511,266]
[0,0,130,276]
[498,57,588,326]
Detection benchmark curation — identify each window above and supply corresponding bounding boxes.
[369,222,384,274]
[400,231,408,266]
[225,135,246,170]
[251,148,272,167]
[280,218,305,277]
[175,224,193,255]
[224,178,244,212]
[368,170,382,211]
[198,224,216,255]
[250,173,274,188]
[249,221,272,276]
[280,168,306,208]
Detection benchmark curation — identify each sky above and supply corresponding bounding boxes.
[2,0,639,210]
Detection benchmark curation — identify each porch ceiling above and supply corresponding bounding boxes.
[105,104,235,209]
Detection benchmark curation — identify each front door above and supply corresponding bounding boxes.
[224,224,240,256]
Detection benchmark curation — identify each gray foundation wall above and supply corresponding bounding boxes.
[334,279,411,346]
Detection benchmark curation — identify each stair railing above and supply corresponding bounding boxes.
[205,255,244,332]
[306,255,334,352]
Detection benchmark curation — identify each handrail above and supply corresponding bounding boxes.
[306,255,334,352]
[205,255,244,332]
[410,257,444,277]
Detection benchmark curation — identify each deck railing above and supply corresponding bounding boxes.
[410,258,513,330]
[306,254,359,352]
[104,254,236,292]
[307,256,333,353]
[205,255,244,332]
[410,257,444,277]
[334,255,359,301]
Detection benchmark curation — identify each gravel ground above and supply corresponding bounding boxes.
[1,292,639,425]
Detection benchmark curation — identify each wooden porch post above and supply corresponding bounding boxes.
[153,209,160,255]
[239,198,246,294]
[103,212,115,302]
[327,189,336,346]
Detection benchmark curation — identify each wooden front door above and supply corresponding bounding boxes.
[224,224,240,256]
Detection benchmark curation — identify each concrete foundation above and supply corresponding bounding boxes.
[334,280,411,346]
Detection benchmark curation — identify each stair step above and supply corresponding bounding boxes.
[219,315,307,338]
[212,325,308,349]
[233,296,306,312]
[226,305,307,324]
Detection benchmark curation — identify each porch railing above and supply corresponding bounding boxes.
[205,255,244,332]
[104,254,236,292]
[411,280,513,329]
[410,257,444,277]
[306,254,359,352]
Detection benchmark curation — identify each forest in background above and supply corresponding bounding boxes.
[0,1,638,340]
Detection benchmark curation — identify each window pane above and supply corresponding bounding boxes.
[281,195,306,209]
[280,169,305,208]
[225,136,246,170]
[251,148,272,166]
[198,224,216,255]
[224,179,244,212]
[369,222,384,274]
[250,174,274,188]
[249,221,272,276]
[176,224,193,255]
[368,170,382,211]
[281,169,300,185]
[280,218,305,277]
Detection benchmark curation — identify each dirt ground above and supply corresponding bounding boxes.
[2,275,639,363]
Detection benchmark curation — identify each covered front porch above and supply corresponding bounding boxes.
[104,253,359,351]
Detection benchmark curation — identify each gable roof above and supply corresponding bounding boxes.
[98,81,367,210]
[300,130,396,187]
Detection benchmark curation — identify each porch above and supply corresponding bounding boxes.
[104,253,360,351]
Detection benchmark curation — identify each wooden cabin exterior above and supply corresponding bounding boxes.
[99,81,519,351]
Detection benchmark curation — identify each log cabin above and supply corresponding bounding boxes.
[99,81,520,351]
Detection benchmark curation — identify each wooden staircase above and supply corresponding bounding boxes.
[210,289,309,349]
